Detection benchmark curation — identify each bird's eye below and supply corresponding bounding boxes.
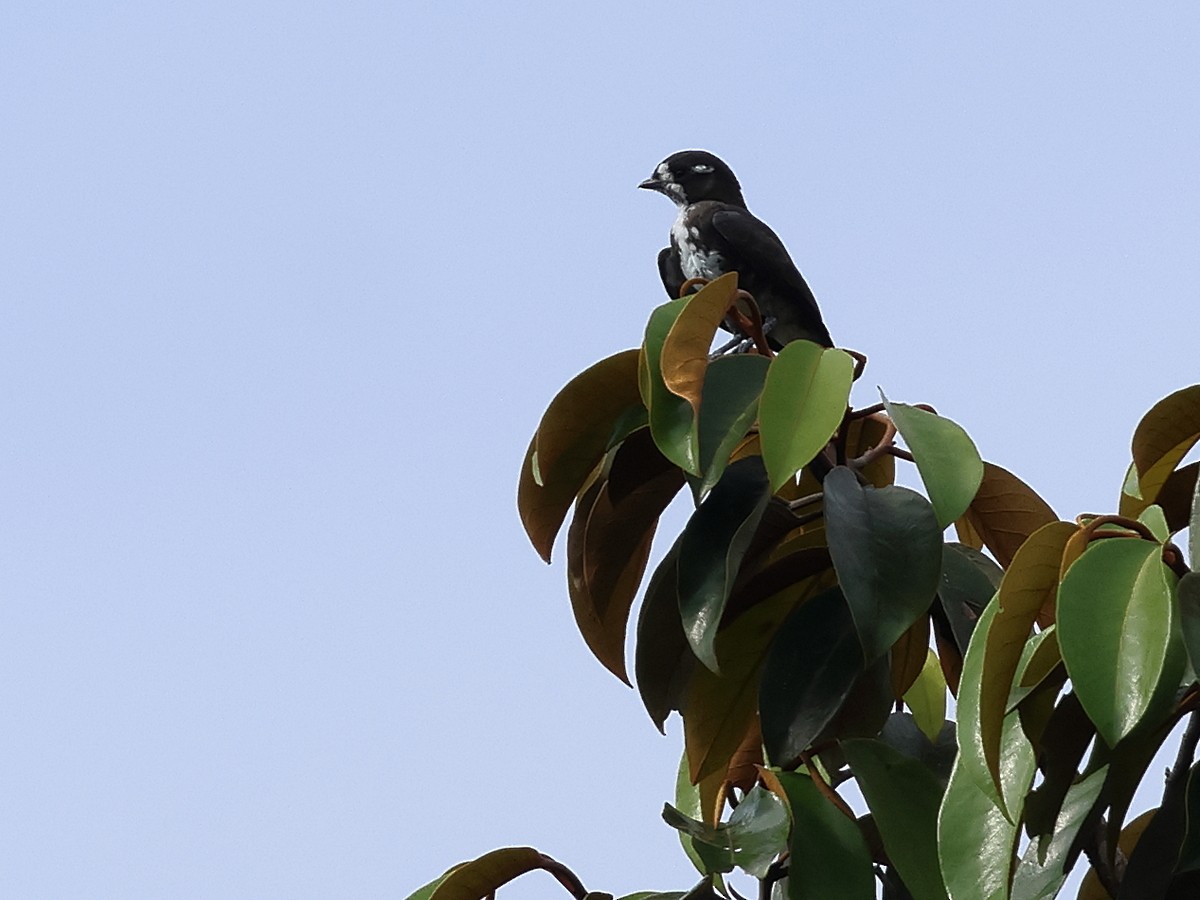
[690,164,714,174]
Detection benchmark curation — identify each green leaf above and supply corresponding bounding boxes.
[823,466,944,661]
[903,649,947,742]
[954,601,1037,819]
[427,847,555,900]
[759,588,863,767]
[695,354,772,498]
[1057,538,1184,746]
[678,457,771,672]
[1139,503,1170,542]
[978,521,1075,799]
[405,868,461,900]
[661,786,789,879]
[518,349,643,561]
[635,540,692,731]
[1010,766,1107,900]
[758,342,854,492]
[771,771,875,900]
[642,297,700,472]
[883,397,984,528]
[936,752,1017,900]
[843,739,948,900]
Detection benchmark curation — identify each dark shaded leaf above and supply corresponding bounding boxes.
[694,354,772,498]
[635,540,692,731]
[1158,461,1200,534]
[1119,761,1199,898]
[938,542,1002,655]
[1079,810,1157,900]
[684,589,816,783]
[758,342,854,492]
[769,771,874,900]
[883,397,983,528]
[759,588,864,767]
[678,457,772,672]
[879,714,957,785]
[843,738,948,900]
[567,430,685,683]
[1058,539,1184,746]
[823,467,943,661]
[518,349,642,561]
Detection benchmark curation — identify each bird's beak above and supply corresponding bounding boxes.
[638,176,666,193]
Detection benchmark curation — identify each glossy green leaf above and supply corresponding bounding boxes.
[1010,766,1106,900]
[661,273,740,414]
[642,297,700,473]
[1131,384,1200,509]
[678,457,771,672]
[978,521,1075,798]
[567,429,684,683]
[427,847,554,900]
[883,397,984,528]
[824,466,944,661]
[759,588,863,767]
[405,869,460,900]
[1057,538,1183,747]
[635,540,692,731]
[695,354,772,498]
[758,342,854,492]
[954,601,1037,819]
[518,349,642,561]
[936,753,1017,900]
[844,739,948,900]
[960,462,1057,568]
[904,649,947,742]
[662,785,789,879]
[1139,503,1170,542]
[771,771,874,900]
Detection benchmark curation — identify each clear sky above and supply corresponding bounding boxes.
[2,2,1199,898]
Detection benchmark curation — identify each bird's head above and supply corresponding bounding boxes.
[638,150,746,208]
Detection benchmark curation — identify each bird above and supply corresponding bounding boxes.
[639,150,832,349]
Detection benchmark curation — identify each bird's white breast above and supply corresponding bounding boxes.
[672,208,725,281]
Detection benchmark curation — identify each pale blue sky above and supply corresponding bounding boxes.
[2,3,1198,898]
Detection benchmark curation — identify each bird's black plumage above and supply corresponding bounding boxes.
[639,150,832,349]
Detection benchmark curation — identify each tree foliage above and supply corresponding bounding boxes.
[416,280,1200,900]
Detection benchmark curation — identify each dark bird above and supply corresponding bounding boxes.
[639,150,832,349]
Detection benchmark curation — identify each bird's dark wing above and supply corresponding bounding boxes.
[710,207,831,346]
[656,246,686,300]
